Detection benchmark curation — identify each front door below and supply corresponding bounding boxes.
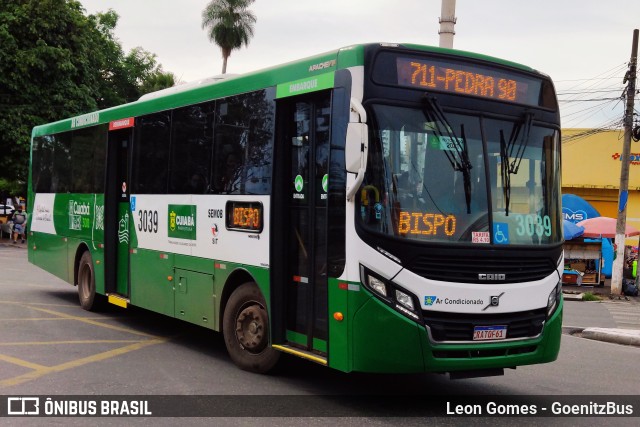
[275,92,331,354]
[105,125,133,297]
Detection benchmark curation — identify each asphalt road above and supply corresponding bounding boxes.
[1,244,639,426]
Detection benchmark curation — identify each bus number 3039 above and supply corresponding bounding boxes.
[138,210,159,233]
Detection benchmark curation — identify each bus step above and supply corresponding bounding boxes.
[271,344,327,366]
[107,293,129,308]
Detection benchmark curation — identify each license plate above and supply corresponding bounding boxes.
[473,325,507,341]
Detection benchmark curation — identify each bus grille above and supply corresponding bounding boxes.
[432,346,537,359]
[409,255,556,283]
[423,308,547,342]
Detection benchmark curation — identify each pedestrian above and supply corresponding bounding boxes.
[10,206,27,244]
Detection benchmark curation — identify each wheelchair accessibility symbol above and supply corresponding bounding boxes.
[493,222,510,244]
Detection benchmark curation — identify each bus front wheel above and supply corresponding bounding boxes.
[77,251,99,311]
[223,282,280,373]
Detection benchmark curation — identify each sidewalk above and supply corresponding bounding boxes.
[0,234,28,248]
[562,278,640,347]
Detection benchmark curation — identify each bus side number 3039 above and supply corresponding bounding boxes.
[138,210,159,233]
[514,214,552,237]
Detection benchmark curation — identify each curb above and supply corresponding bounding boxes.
[561,326,585,335]
[562,293,584,301]
[0,244,27,249]
[0,242,28,249]
[581,328,640,347]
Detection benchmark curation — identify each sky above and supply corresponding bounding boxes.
[78,0,640,130]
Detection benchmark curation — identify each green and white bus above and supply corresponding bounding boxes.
[28,43,563,377]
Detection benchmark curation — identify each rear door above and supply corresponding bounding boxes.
[105,120,134,297]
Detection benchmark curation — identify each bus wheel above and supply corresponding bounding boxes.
[223,282,280,373]
[77,251,99,311]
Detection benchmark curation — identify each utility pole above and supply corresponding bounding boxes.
[439,0,457,49]
[611,29,639,295]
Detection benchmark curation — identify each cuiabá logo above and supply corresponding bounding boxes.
[168,204,197,240]
[169,210,177,231]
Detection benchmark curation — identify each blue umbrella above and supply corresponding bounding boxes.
[562,194,600,223]
[563,219,585,240]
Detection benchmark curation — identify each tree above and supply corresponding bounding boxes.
[139,70,176,95]
[0,1,175,189]
[0,0,99,185]
[201,0,257,74]
[90,11,176,107]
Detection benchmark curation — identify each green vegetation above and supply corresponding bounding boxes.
[0,0,175,190]
[202,0,257,74]
[582,292,601,301]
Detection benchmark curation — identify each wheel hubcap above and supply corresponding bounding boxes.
[235,304,267,353]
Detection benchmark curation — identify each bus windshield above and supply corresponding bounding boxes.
[358,103,562,246]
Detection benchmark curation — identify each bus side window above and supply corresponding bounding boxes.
[216,150,243,194]
[133,112,171,194]
[169,102,215,195]
[212,90,275,195]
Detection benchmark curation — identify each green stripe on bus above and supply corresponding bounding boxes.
[276,72,335,99]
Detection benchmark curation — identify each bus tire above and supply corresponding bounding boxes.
[223,282,280,373]
[77,251,100,311]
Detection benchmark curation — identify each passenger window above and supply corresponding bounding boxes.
[169,102,215,194]
[132,112,171,194]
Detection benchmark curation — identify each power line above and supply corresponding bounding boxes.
[559,97,621,103]
[561,120,623,144]
[557,88,624,96]
[555,76,625,83]
[558,64,629,127]
[562,98,616,119]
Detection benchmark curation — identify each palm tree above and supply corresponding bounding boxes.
[201,0,257,74]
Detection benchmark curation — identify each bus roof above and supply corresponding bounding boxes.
[32,43,537,137]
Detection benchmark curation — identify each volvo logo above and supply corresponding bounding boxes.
[483,292,505,311]
[478,273,506,281]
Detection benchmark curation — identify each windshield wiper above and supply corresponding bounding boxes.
[499,112,533,216]
[422,95,473,213]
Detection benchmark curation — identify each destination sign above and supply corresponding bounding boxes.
[393,56,543,106]
[398,211,456,237]
[225,201,263,233]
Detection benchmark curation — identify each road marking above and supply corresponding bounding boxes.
[0,298,173,389]
[1,268,26,273]
[0,353,48,370]
[0,340,142,346]
[1,301,76,306]
[0,317,107,321]
[19,305,159,338]
[0,338,167,388]
[601,301,640,330]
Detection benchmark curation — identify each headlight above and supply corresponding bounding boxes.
[547,280,561,318]
[368,275,388,297]
[395,289,415,311]
[360,265,422,323]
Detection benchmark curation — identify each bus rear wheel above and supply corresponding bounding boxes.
[223,282,280,373]
[77,251,101,311]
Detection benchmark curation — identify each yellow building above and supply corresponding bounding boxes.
[562,128,640,234]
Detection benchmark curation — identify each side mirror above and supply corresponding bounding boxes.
[346,99,368,201]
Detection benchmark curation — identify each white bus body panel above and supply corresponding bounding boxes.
[393,265,561,314]
[131,194,269,266]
